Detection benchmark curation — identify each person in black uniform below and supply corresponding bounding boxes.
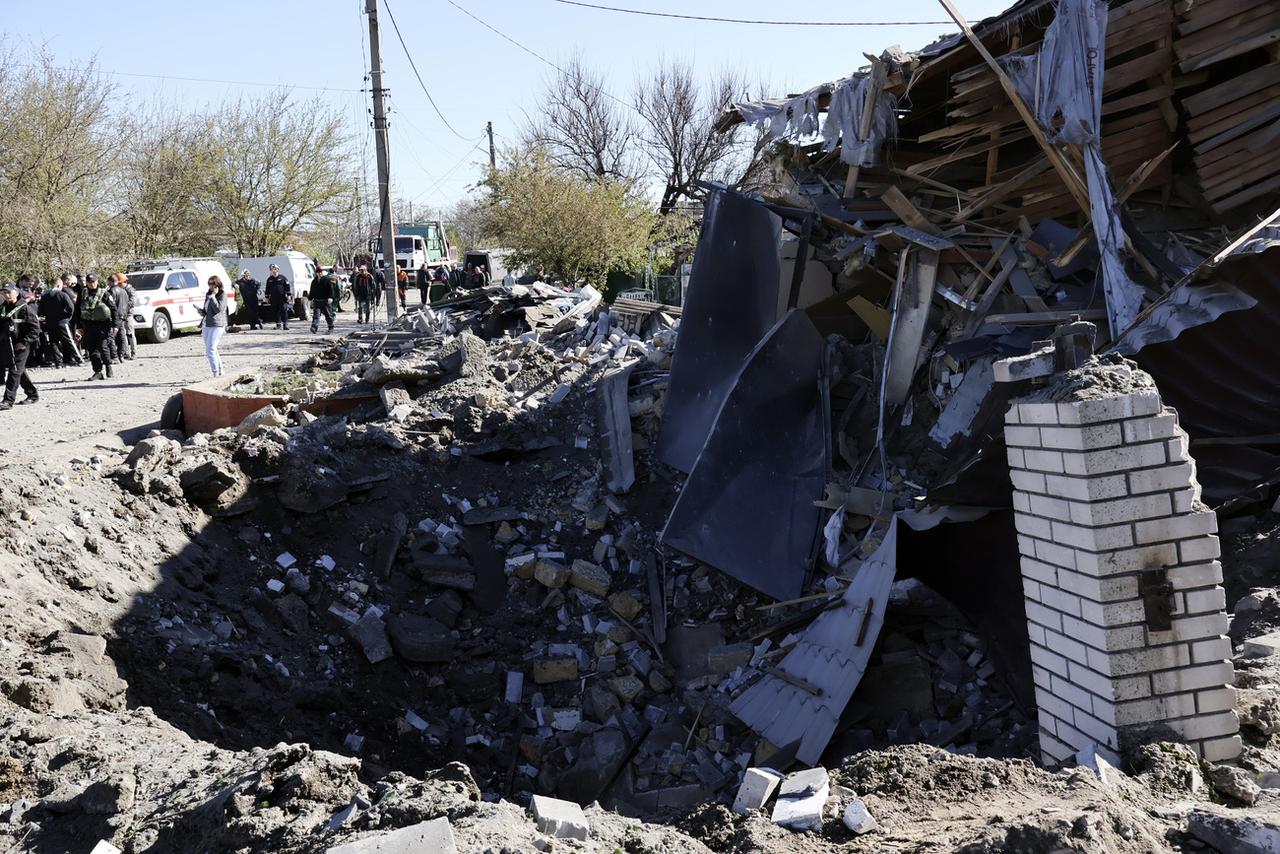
[238,269,263,330]
[0,283,41,409]
[264,264,292,330]
[75,274,116,380]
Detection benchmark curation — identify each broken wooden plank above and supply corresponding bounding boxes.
[844,59,888,201]
[884,247,939,408]
[879,186,943,235]
[982,309,1109,325]
[597,364,635,494]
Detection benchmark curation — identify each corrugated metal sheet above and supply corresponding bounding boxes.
[729,518,898,765]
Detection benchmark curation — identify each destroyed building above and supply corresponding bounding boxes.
[4,0,1280,851]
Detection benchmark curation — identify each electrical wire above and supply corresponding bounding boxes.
[382,0,483,141]
[551,0,953,25]
[444,0,636,110]
[410,139,487,204]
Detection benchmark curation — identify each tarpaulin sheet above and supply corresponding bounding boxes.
[656,188,781,473]
[661,309,829,602]
[1002,0,1145,338]
[734,75,897,167]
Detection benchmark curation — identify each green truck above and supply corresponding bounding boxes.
[370,221,455,273]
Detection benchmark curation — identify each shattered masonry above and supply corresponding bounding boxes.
[1004,361,1240,764]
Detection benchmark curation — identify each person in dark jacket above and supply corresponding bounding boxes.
[416,263,430,306]
[110,274,135,361]
[238,269,263,330]
[351,265,375,324]
[0,283,41,408]
[38,278,80,367]
[308,269,336,333]
[264,264,292,330]
[75,274,117,380]
[373,266,386,309]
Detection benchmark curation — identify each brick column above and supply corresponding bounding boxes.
[1003,380,1240,765]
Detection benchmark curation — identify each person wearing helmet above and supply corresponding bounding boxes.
[264,264,292,330]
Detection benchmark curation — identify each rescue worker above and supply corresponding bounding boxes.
[352,265,374,324]
[238,269,263,330]
[0,283,40,409]
[264,264,292,330]
[308,268,336,334]
[107,274,131,364]
[110,273,137,361]
[75,274,116,380]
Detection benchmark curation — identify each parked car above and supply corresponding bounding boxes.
[128,260,238,343]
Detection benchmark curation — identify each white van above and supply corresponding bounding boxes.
[220,250,315,320]
[128,258,238,343]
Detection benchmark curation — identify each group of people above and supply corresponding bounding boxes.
[0,271,145,411]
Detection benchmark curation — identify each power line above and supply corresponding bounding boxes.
[552,1,953,25]
[382,0,482,141]
[411,139,487,204]
[444,0,635,110]
[43,64,361,93]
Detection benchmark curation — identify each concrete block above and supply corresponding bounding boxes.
[772,768,829,832]
[1062,616,1144,652]
[1133,511,1217,544]
[1173,488,1196,513]
[842,799,879,834]
[1039,587,1083,619]
[1242,630,1280,658]
[1069,492,1171,527]
[1114,692,1198,726]
[569,559,611,596]
[1062,442,1166,477]
[1127,462,1194,495]
[1122,413,1178,443]
[1077,598,1147,628]
[1017,401,1061,424]
[1196,687,1237,714]
[1033,539,1079,571]
[1167,433,1191,463]
[1029,493,1072,521]
[732,767,783,814]
[1058,392,1160,424]
[325,818,457,854]
[1057,566,1138,602]
[1073,543,1177,577]
[1188,809,1280,854]
[1014,512,1053,539]
[1004,425,1042,447]
[1199,734,1243,763]
[1007,447,1025,468]
[1150,612,1230,644]
[1021,558,1058,586]
[1029,644,1069,677]
[1051,519,1133,551]
[1009,469,1047,493]
[89,844,122,854]
[1167,562,1223,590]
[1190,637,1232,664]
[1026,601,1065,633]
[1044,472,1127,502]
[1180,587,1226,616]
[1099,643,1191,678]
[533,658,579,684]
[531,794,590,841]
[1023,449,1066,473]
[1013,492,1031,513]
[1162,710,1240,742]
[1005,404,1021,424]
[1039,423,1123,451]
[1178,536,1221,564]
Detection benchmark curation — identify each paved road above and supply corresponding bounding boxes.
[0,308,388,462]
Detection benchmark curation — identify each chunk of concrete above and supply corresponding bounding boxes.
[842,799,878,834]
[347,612,393,664]
[531,794,589,841]
[1209,765,1261,805]
[569,559,611,596]
[1187,810,1280,854]
[89,842,122,854]
[732,767,783,814]
[772,767,829,831]
[1243,630,1280,658]
[235,404,286,435]
[386,614,454,663]
[325,817,457,853]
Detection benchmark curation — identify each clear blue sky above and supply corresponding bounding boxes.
[5,0,1010,213]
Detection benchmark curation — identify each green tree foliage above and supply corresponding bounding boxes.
[200,91,354,257]
[482,147,654,287]
[0,51,119,279]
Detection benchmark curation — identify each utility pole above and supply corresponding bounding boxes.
[486,121,496,171]
[366,0,398,321]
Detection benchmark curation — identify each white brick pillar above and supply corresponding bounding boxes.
[1003,378,1241,765]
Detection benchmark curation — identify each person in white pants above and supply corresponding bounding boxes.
[199,276,229,377]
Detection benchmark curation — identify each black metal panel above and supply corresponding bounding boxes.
[656,189,782,473]
[1132,249,1280,506]
[661,310,829,602]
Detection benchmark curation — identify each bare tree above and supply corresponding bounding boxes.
[110,106,219,259]
[633,61,762,215]
[525,55,635,182]
[201,90,354,257]
[446,196,492,250]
